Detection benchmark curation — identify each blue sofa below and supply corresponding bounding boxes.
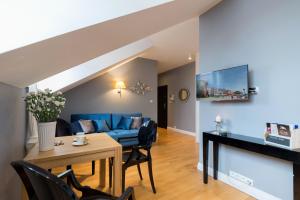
[70,113,151,147]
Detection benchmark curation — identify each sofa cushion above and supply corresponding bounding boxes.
[112,129,139,136]
[79,120,95,133]
[111,113,142,129]
[106,129,139,147]
[117,117,133,130]
[93,119,110,132]
[107,129,139,139]
[70,121,83,134]
[71,113,112,129]
[131,117,142,129]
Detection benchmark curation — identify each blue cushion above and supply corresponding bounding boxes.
[93,120,110,132]
[112,113,142,129]
[142,117,151,124]
[70,121,83,134]
[71,113,112,129]
[117,117,132,130]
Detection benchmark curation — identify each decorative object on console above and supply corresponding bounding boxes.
[129,80,152,95]
[214,115,223,134]
[178,88,190,102]
[264,122,300,149]
[115,81,126,97]
[24,89,66,151]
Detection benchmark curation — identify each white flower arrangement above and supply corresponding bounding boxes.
[25,89,66,122]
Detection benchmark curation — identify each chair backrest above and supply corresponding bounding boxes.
[11,160,78,200]
[56,118,72,137]
[138,120,157,149]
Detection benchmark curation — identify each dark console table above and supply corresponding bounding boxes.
[203,131,300,200]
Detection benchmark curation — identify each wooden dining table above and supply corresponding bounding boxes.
[23,133,122,198]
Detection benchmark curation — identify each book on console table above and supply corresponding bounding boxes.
[264,123,300,150]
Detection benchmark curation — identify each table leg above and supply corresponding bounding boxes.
[99,159,106,187]
[213,141,219,180]
[22,185,28,200]
[203,135,209,184]
[293,163,300,200]
[113,146,122,196]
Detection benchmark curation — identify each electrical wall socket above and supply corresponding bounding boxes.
[229,171,254,186]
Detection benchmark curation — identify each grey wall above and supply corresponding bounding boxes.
[199,0,300,199]
[158,63,195,133]
[0,82,26,200]
[61,57,157,121]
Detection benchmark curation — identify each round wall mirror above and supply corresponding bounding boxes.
[178,88,190,102]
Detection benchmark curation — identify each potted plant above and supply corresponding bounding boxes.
[25,89,66,151]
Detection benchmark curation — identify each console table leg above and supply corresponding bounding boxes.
[293,163,300,200]
[203,136,209,184]
[213,142,219,180]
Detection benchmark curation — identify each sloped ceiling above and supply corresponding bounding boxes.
[0,0,221,88]
[144,17,199,73]
[0,0,172,54]
[36,38,152,92]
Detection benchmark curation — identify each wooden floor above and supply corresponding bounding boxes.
[53,128,255,200]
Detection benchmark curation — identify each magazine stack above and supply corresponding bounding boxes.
[264,123,300,150]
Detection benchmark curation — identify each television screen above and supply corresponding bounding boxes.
[196,65,249,101]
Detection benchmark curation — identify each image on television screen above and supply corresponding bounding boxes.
[196,65,248,101]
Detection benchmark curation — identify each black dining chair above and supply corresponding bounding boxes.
[109,120,157,194]
[11,160,135,200]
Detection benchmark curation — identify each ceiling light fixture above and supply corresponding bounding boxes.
[188,54,192,61]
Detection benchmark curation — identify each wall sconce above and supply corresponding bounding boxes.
[115,81,126,97]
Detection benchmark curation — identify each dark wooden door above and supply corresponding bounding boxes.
[157,85,168,128]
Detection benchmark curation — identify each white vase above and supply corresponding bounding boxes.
[38,121,57,151]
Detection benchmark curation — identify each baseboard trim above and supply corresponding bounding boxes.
[197,162,281,200]
[167,127,195,137]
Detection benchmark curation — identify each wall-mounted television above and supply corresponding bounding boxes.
[196,65,249,101]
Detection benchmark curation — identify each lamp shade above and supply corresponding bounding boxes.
[115,81,126,89]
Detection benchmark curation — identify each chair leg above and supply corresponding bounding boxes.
[137,163,143,180]
[66,165,72,185]
[92,160,95,175]
[147,160,156,194]
[109,158,113,188]
[122,167,126,193]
